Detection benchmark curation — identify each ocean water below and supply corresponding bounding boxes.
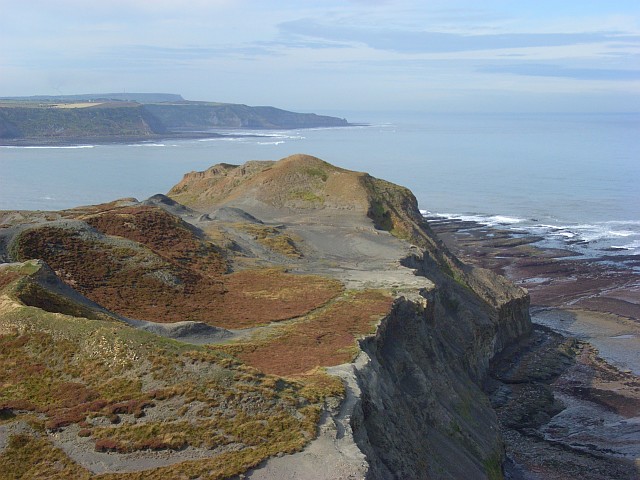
[1,112,638,260]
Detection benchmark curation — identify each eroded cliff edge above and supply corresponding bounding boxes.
[169,154,532,479]
[352,272,529,479]
[0,154,530,479]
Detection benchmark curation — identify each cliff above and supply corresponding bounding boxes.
[170,153,531,478]
[144,103,349,130]
[0,97,349,144]
[0,103,168,139]
[0,154,530,479]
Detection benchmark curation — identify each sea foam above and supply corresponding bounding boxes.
[0,145,95,149]
[423,210,640,259]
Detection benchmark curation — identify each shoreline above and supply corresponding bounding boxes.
[532,307,640,375]
[0,131,239,147]
[425,214,639,371]
[426,215,640,479]
[0,124,364,147]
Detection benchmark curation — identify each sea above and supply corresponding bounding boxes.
[1,112,639,265]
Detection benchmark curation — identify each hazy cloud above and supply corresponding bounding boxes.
[1,0,639,111]
[479,64,640,81]
[279,19,640,53]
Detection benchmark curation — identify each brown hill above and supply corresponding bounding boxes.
[169,154,440,250]
[169,155,371,211]
[168,154,517,300]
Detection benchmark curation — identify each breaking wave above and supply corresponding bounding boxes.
[422,211,640,256]
[0,145,95,149]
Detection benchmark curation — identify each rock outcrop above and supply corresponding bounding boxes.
[352,275,529,479]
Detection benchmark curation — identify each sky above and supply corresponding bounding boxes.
[1,0,639,113]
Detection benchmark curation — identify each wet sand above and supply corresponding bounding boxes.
[533,308,640,375]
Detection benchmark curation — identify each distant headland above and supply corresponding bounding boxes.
[0,93,350,145]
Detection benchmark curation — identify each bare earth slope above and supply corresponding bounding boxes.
[0,154,532,479]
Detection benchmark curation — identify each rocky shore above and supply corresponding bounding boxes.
[426,216,640,479]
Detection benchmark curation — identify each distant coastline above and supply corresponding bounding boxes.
[0,93,351,146]
[0,131,241,147]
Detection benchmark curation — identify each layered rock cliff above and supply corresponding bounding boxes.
[352,271,529,479]
[0,154,530,479]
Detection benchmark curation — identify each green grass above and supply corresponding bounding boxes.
[302,166,329,182]
[483,451,504,480]
[288,190,325,204]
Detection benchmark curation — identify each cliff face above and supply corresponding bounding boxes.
[144,103,349,129]
[0,99,349,142]
[0,154,531,479]
[353,269,530,479]
[0,104,167,139]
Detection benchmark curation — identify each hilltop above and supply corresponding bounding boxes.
[0,155,533,479]
[0,93,185,103]
[0,95,349,145]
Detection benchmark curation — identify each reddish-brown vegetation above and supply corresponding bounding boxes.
[0,332,153,433]
[13,225,223,323]
[0,269,21,289]
[83,206,226,277]
[218,269,343,328]
[107,399,154,417]
[230,290,393,376]
[12,207,342,327]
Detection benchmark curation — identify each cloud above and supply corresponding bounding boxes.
[278,18,640,53]
[111,44,279,62]
[8,0,234,13]
[5,41,285,71]
[256,39,352,50]
[478,64,640,81]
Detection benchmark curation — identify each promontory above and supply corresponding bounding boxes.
[0,154,533,479]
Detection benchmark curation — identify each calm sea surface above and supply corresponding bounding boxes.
[1,112,639,259]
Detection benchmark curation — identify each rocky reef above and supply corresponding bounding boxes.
[0,155,532,479]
